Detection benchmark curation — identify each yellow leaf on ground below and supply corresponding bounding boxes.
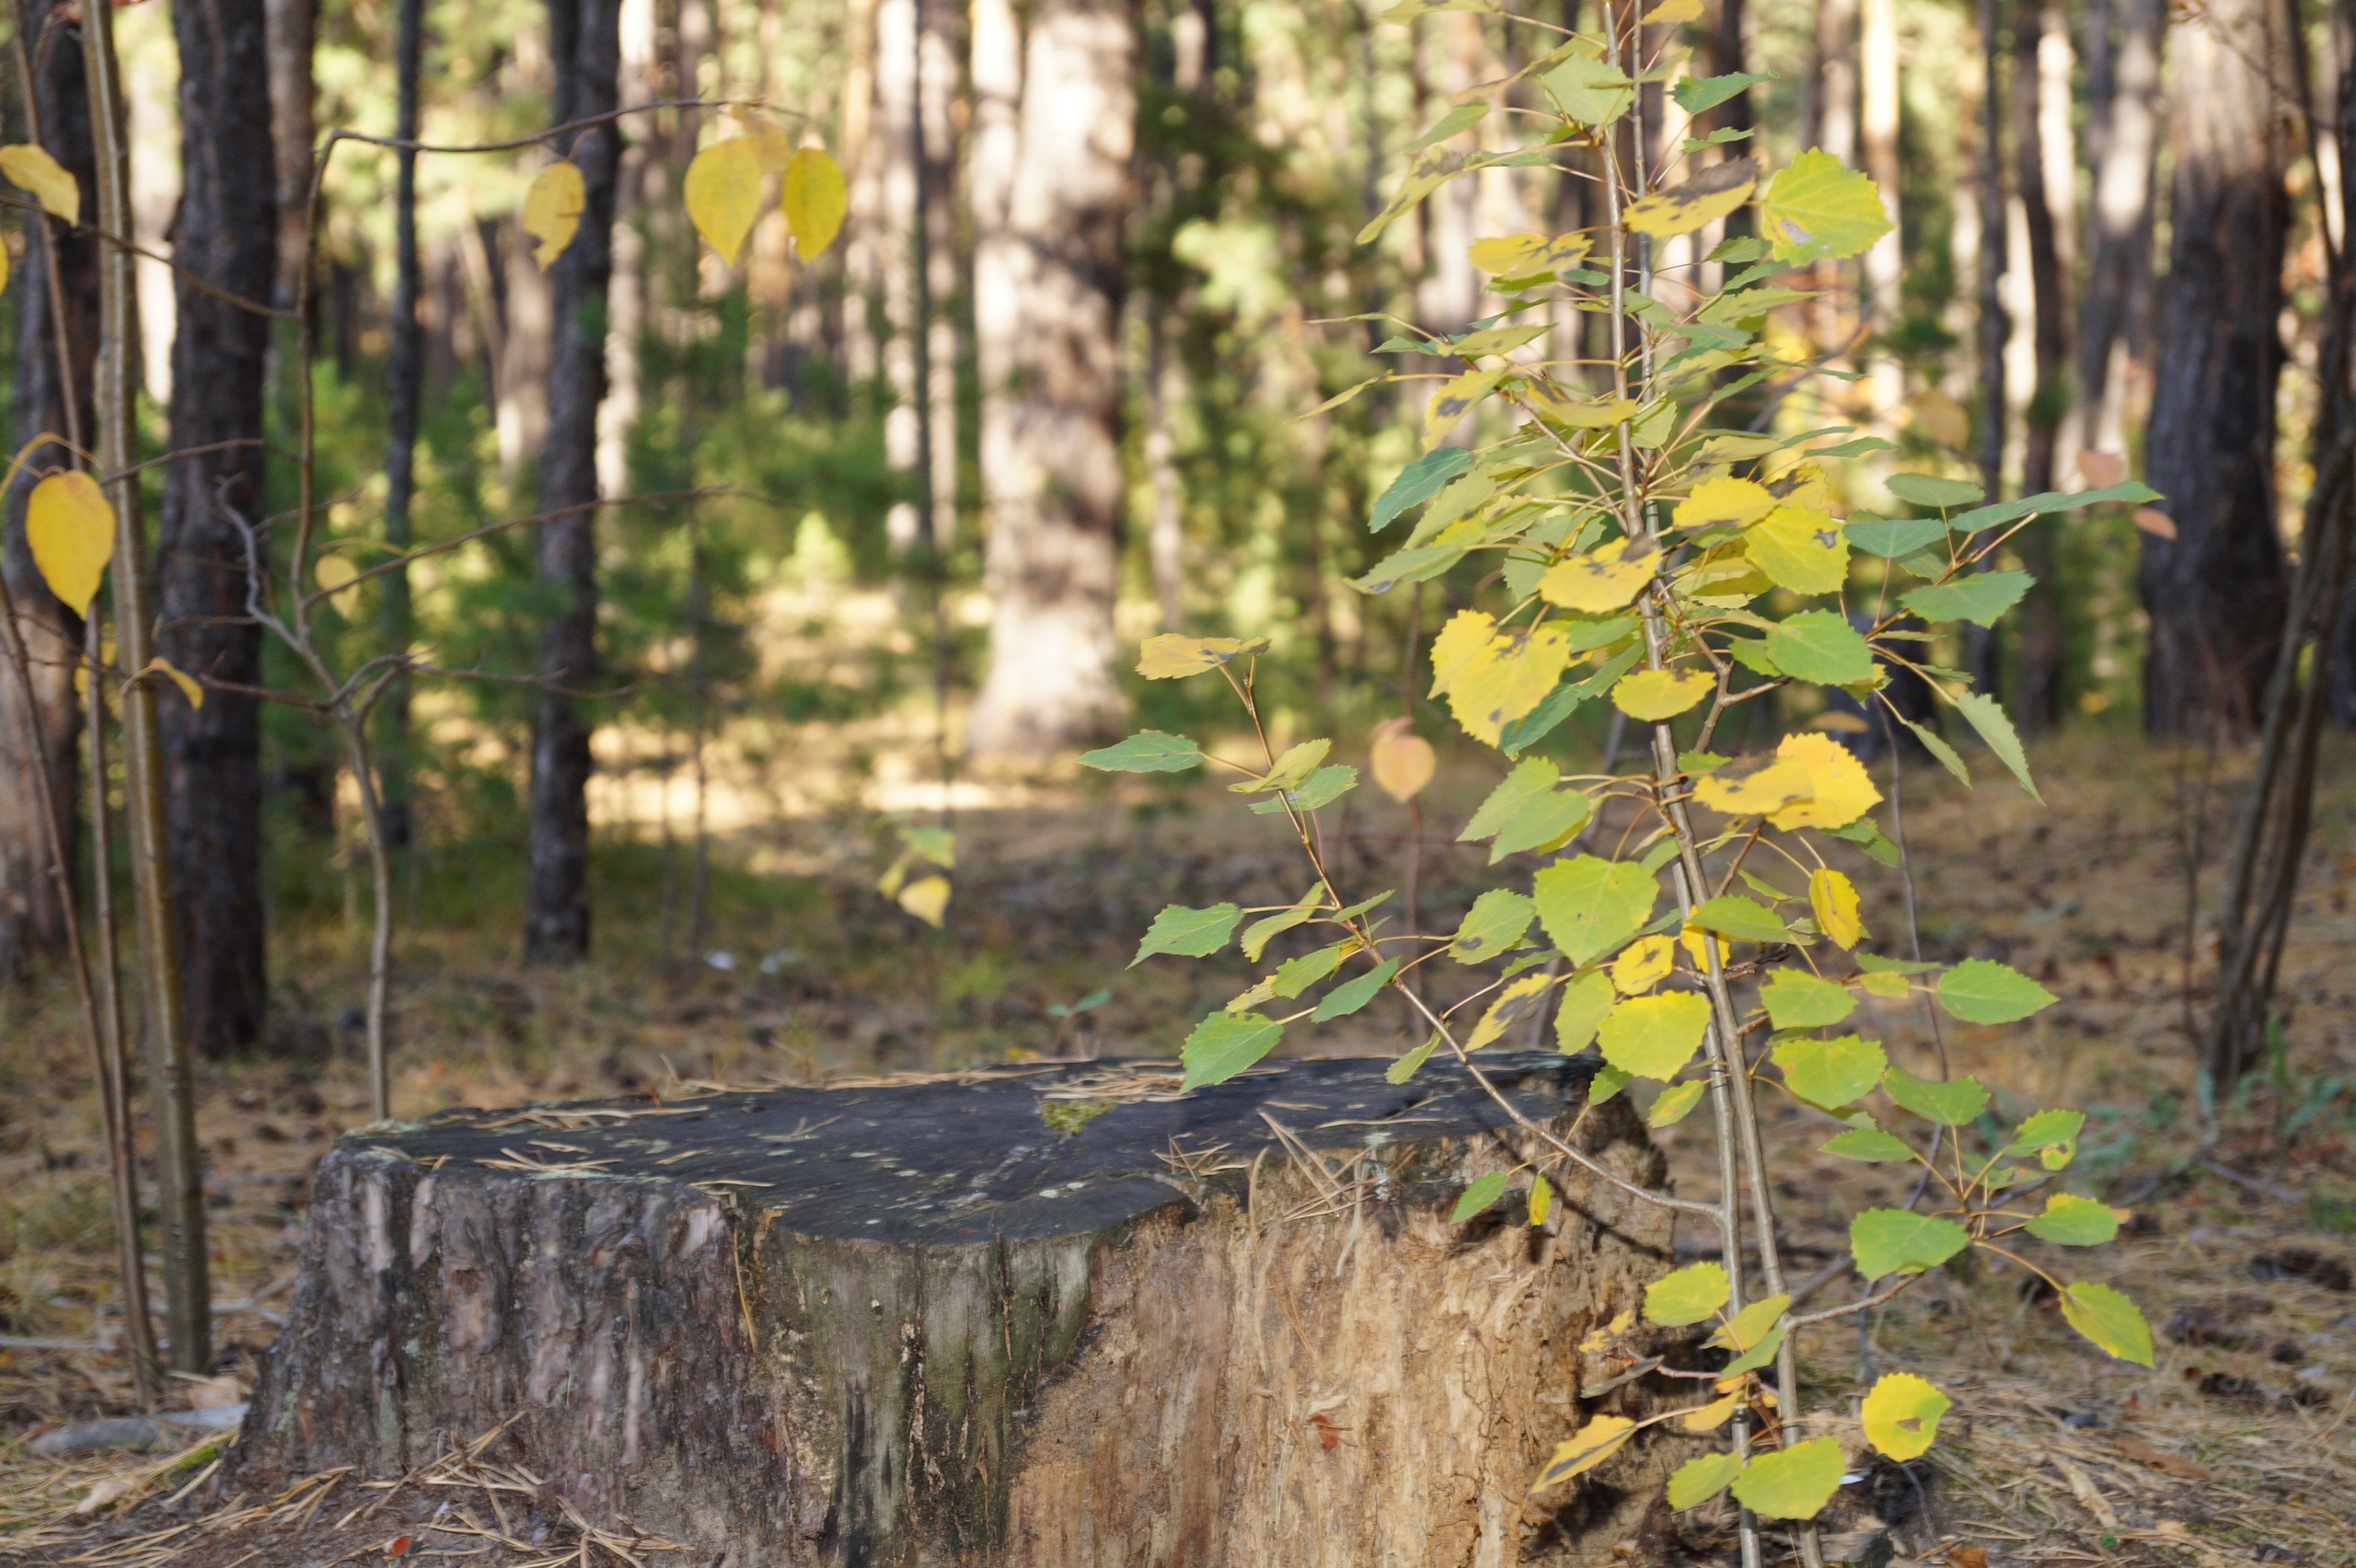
[1369,717,1437,801]
[1624,157,1756,240]
[1809,866,1865,947]
[0,143,79,223]
[1612,667,1714,721]
[782,146,848,259]
[1539,538,1660,613]
[686,135,766,265]
[146,655,202,710]
[1530,1416,1636,1493]
[1674,475,1775,532]
[1611,933,1677,996]
[1766,732,1882,830]
[897,873,951,928]
[1861,1371,1950,1459]
[1692,755,1815,816]
[521,161,585,270]
[1745,502,1850,594]
[24,470,113,617]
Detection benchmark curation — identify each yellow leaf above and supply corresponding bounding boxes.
[1679,924,1727,970]
[314,553,361,597]
[146,655,202,710]
[1745,502,1850,594]
[1538,537,1660,613]
[1766,732,1882,830]
[1428,608,1496,698]
[1611,933,1677,996]
[1598,990,1711,1079]
[1611,667,1714,721]
[1469,971,1560,1049]
[1809,867,1865,948]
[1624,157,1756,240]
[1758,149,1894,264]
[24,470,114,617]
[521,161,585,270]
[1442,619,1573,744]
[1861,1371,1950,1460]
[1138,632,1266,679]
[1730,1435,1846,1520]
[1466,231,1592,278]
[1528,384,1639,429]
[1857,969,1911,999]
[1645,1259,1730,1324]
[1691,755,1815,816]
[1674,475,1776,532]
[1530,1415,1636,1493]
[1681,1393,1742,1433]
[1643,0,1703,18]
[897,873,951,927]
[0,237,10,299]
[1369,717,1437,801]
[685,135,765,266]
[1426,368,1505,444]
[782,146,848,259]
[729,107,795,172]
[1528,1173,1553,1227]
[0,143,79,224]
[1907,386,1970,449]
[1578,1308,1634,1354]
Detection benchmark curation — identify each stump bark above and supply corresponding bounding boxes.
[238,1053,1673,1565]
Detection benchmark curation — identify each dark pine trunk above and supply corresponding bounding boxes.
[159,0,275,1055]
[379,0,422,853]
[2140,0,2289,738]
[523,0,620,964]
[0,0,98,981]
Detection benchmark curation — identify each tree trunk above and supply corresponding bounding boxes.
[161,0,275,1055]
[263,0,315,311]
[2011,0,2069,732]
[0,0,97,984]
[965,0,1134,755]
[379,0,422,855]
[970,0,1021,548]
[2140,0,2291,739]
[1858,0,1902,409]
[878,0,923,553]
[919,0,960,549]
[522,0,621,965]
[2076,0,2159,457]
[237,1055,1673,1563]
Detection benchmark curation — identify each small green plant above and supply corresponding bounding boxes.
[1084,8,2154,1556]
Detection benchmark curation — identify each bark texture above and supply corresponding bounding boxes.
[2075,0,2161,456]
[2139,0,2291,738]
[522,0,621,964]
[0,0,98,982]
[2011,0,2069,732]
[160,0,275,1054]
[966,0,1134,755]
[239,1055,1674,1565]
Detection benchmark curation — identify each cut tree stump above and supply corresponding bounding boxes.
[237,1052,1674,1565]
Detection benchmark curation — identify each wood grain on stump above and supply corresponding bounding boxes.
[237,1052,1672,1565]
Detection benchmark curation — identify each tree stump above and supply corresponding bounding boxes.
[238,1052,1673,1565]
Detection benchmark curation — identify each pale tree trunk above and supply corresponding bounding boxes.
[0,0,98,983]
[2011,0,2070,731]
[840,0,883,391]
[522,0,621,963]
[1415,13,1484,339]
[920,0,960,548]
[263,0,314,310]
[966,0,1135,754]
[161,0,276,1055]
[1812,0,1858,354]
[878,0,922,552]
[2140,0,2291,738]
[1144,301,1185,629]
[1859,0,1901,411]
[496,227,554,475]
[970,0,1022,539]
[2076,0,2162,456]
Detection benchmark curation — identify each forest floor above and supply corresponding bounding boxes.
[0,731,2352,1565]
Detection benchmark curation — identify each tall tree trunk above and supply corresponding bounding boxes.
[522,0,621,963]
[379,0,422,855]
[1974,0,2008,501]
[161,0,275,1055]
[878,0,922,552]
[919,0,960,548]
[2011,0,2069,730]
[2076,0,2159,456]
[840,0,884,393]
[1858,0,1902,409]
[2140,0,2290,739]
[263,0,315,311]
[969,0,1020,535]
[966,0,1134,754]
[0,0,98,982]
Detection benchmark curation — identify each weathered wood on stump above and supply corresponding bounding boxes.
[238,1053,1672,1565]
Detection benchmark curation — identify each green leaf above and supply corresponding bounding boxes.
[1369,446,1473,532]
[2026,1193,2121,1246]
[1822,1127,1918,1162]
[1133,903,1242,965]
[1079,730,1205,773]
[1667,1452,1745,1510]
[1828,815,1902,867]
[1726,637,1780,676]
[1902,570,2033,628]
[1407,99,1489,153]
[1850,1208,1969,1279]
[1708,1293,1791,1353]
[1533,855,1660,965]
[1232,738,1332,794]
[1555,969,1618,1053]
[1901,719,1972,786]
[2060,1281,2154,1366]
[1954,690,2042,802]
[1730,1437,1846,1520]
[1761,971,1855,1030]
[1598,991,1712,1079]
[1936,958,2057,1023]
[1452,889,1538,963]
[1757,150,1891,263]
[1855,953,1940,974]
[1881,1064,1991,1124]
[1687,894,1789,943]
[1246,763,1359,814]
[1672,70,1773,115]
[1588,1062,1633,1102]
[1489,790,1593,861]
[1240,890,1322,963]
[1773,1033,1888,1108]
[1884,473,1985,509]
[1272,940,1352,997]
[1463,757,1561,841]
[1847,516,1950,558]
[1646,1078,1708,1127]
[1765,609,1876,686]
[1180,1010,1283,1090]
[1541,52,1634,126]
[2004,1108,2085,1170]
[1719,1319,1788,1376]
[1644,1260,1730,1325]
[1311,957,1403,1020]
[1388,1035,1438,1083]
[1451,1170,1510,1222]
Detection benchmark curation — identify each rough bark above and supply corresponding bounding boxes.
[2011,0,2069,732]
[263,0,315,310]
[0,0,98,983]
[2076,0,2159,457]
[160,0,275,1055]
[966,0,1135,755]
[238,1055,1672,1564]
[378,0,422,855]
[2140,0,2291,739]
[522,0,621,965]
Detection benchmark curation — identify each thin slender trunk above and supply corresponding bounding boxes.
[879,0,923,552]
[840,0,883,391]
[2012,0,2068,730]
[1859,0,1901,408]
[161,0,275,1055]
[380,0,422,855]
[970,0,1021,552]
[919,0,960,548]
[1975,0,2008,499]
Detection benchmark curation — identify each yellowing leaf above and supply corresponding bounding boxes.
[1624,156,1757,240]
[146,655,202,710]
[1745,502,1850,594]
[1528,386,1641,429]
[1644,1260,1730,1325]
[0,143,79,223]
[1429,608,1497,698]
[1766,732,1881,830]
[1730,1436,1846,1520]
[1908,386,1970,448]
[1668,1452,1744,1509]
[1646,1078,1708,1126]
[685,135,766,265]
[1758,150,1893,264]
[1534,855,1658,966]
[521,160,585,270]
[1643,0,1703,20]
[1230,738,1331,794]
[1809,867,1865,947]
[24,470,114,616]
[1530,1415,1636,1493]
[1692,755,1814,816]
[897,872,951,927]
[1529,1173,1553,1227]
[1612,667,1714,721]
[1441,619,1574,744]
[1862,1372,1950,1460]
[1539,538,1660,613]
[0,238,10,298]
[1612,933,1677,995]
[730,107,795,171]
[1772,1033,1887,1108]
[2060,1281,2154,1366]
[1369,717,1437,801]
[1674,475,1776,531]
[1467,970,1560,1049]
[1680,924,1727,970]
[1555,968,1618,1052]
[1579,1308,1634,1354]
[1598,990,1711,1079]
[314,553,361,596]
[1426,368,1506,444]
[1466,231,1592,278]
[1138,632,1265,678]
[782,146,848,259]
[1680,1392,1742,1432]
[1707,1293,1790,1354]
